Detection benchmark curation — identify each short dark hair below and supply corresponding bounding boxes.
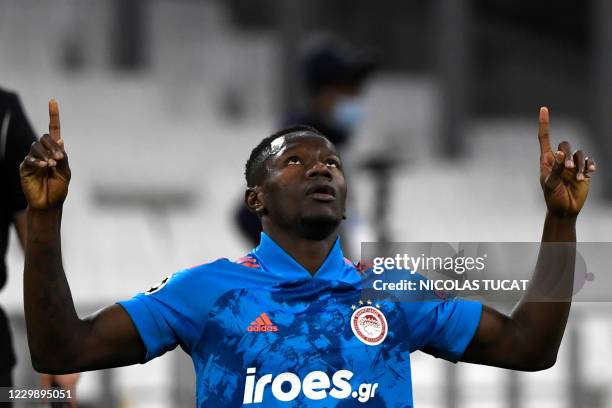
[244,125,324,187]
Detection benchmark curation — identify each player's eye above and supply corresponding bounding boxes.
[326,159,340,169]
[287,156,302,165]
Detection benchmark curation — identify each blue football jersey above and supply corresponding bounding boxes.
[118,233,482,407]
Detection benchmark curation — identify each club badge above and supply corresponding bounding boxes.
[351,303,387,346]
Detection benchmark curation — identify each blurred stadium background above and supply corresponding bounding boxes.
[1,0,612,407]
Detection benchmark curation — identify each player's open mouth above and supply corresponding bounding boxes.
[306,184,336,201]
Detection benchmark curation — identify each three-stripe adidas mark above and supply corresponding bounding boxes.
[247,312,279,332]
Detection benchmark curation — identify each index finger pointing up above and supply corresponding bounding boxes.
[48,98,61,142]
[538,106,552,155]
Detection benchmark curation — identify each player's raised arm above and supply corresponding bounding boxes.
[21,100,145,374]
[459,107,595,371]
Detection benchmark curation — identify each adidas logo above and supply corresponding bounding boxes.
[247,312,279,332]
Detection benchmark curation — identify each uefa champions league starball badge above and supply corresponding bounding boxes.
[351,303,388,346]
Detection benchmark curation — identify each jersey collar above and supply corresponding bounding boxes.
[252,232,355,282]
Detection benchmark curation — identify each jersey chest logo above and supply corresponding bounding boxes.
[350,305,388,346]
[247,312,279,333]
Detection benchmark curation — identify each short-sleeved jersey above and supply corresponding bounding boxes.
[119,233,482,407]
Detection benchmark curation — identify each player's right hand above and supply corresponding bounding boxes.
[20,99,71,210]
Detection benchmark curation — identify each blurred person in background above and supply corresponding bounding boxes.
[40,373,79,408]
[0,88,78,406]
[0,88,37,398]
[19,100,597,407]
[236,35,375,248]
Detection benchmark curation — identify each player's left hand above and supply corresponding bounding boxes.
[538,107,595,217]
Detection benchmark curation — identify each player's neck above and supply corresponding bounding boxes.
[263,227,338,276]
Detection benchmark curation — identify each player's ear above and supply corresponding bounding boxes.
[245,187,265,215]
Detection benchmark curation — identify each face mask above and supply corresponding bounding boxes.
[332,97,365,131]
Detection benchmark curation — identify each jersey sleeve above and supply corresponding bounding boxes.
[402,296,482,363]
[117,267,215,362]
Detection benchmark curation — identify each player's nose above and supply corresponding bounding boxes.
[305,161,332,179]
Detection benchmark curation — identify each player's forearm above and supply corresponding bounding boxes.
[24,207,83,371]
[510,212,576,367]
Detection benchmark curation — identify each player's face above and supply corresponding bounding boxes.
[262,132,347,239]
